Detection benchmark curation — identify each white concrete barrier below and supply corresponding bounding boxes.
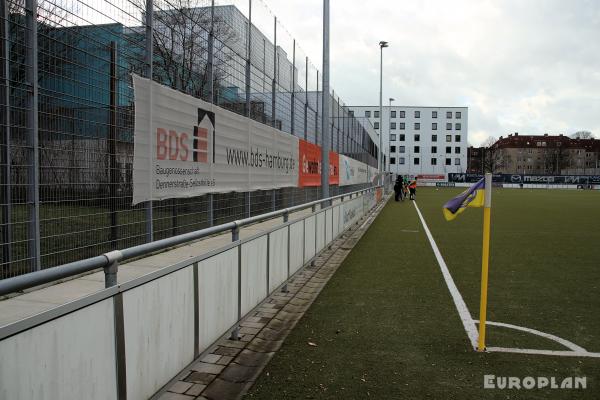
[0,190,384,400]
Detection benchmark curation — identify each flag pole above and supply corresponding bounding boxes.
[477,172,493,352]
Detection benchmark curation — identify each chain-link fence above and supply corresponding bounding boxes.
[0,0,379,279]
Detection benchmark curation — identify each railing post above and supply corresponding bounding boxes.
[103,250,122,288]
[281,209,289,292]
[230,222,241,340]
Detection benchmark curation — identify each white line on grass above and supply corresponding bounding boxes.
[412,201,479,350]
[413,200,600,358]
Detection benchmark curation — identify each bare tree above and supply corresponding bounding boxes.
[481,136,504,173]
[571,131,594,139]
[149,1,238,100]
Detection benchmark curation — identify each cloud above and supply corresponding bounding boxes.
[262,0,600,146]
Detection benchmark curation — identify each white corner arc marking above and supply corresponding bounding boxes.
[412,201,479,350]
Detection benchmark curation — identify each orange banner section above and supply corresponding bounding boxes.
[298,139,339,187]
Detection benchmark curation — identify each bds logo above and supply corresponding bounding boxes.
[156,108,215,163]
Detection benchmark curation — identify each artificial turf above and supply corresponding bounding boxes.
[245,187,600,399]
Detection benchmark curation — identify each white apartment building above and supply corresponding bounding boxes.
[347,106,468,177]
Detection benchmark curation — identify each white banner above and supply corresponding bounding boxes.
[339,154,372,186]
[132,75,299,204]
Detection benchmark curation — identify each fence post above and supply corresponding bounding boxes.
[103,250,122,288]
[109,41,118,249]
[271,16,277,127]
[144,0,154,242]
[315,70,319,145]
[206,0,215,227]
[245,0,252,118]
[230,222,240,340]
[290,39,295,135]
[25,0,40,271]
[1,0,12,268]
[303,56,308,141]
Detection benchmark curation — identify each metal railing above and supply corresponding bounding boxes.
[0,185,381,297]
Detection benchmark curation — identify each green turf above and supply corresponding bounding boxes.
[246,189,600,399]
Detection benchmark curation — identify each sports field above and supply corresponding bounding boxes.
[246,187,600,399]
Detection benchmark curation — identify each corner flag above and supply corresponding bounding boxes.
[442,174,493,352]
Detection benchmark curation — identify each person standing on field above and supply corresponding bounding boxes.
[408,178,417,200]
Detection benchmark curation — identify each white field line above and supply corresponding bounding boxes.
[474,320,586,352]
[412,200,600,358]
[412,201,479,350]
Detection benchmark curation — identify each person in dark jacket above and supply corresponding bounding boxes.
[394,176,403,201]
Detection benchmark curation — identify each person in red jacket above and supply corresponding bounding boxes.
[408,178,417,200]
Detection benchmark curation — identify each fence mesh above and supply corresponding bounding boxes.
[0,0,379,279]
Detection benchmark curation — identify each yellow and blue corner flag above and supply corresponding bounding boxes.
[442,178,486,221]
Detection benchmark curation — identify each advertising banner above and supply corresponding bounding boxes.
[298,139,339,187]
[416,174,446,183]
[132,75,299,204]
[448,173,600,185]
[339,154,371,186]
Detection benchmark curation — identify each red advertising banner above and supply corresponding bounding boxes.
[298,139,339,187]
[416,174,446,182]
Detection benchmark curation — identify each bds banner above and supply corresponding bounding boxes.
[298,139,339,187]
[132,75,299,204]
[339,154,371,186]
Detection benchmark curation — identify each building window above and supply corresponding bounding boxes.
[399,157,405,164]
[390,145,396,153]
[374,110,380,118]
[390,134,397,141]
[446,122,452,130]
[400,111,405,118]
[432,111,438,118]
[432,135,438,142]
[399,122,405,130]
[455,135,461,142]
[446,111,452,118]
[390,122,396,130]
[399,146,405,153]
[455,123,461,130]
[455,158,461,165]
[415,123,420,130]
[414,146,420,153]
[414,134,420,141]
[446,135,452,142]
[399,134,405,141]
[431,158,437,165]
[365,110,371,117]
[414,110,420,118]
[414,157,420,165]
[455,146,460,154]
[446,146,451,154]
[391,110,396,118]
[432,146,437,154]
[446,158,451,166]
[432,123,437,130]
[348,110,354,117]
[374,122,379,129]
[390,157,396,165]
[456,111,461,118]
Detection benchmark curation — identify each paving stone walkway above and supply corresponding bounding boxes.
[156,196,388,400]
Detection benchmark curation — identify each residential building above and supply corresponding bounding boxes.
[347,106,468,177]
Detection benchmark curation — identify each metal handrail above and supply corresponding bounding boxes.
[0,186,381,297]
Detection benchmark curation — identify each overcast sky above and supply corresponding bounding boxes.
[261,0,600,146]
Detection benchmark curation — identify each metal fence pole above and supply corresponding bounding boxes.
[1,0,12,267]
[320,0,330,201]
[303,56,308,141]
[245,0,252,118]
[207,0,216,227]
[271,16,276,128]
[109,41,118,249]
[315,70,319,145]
[25,0,40,271]
[290,39,295,135]
[144,0,154,242]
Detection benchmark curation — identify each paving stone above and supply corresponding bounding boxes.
[219,363,262,383]
[266,318,293,331]
[219,339,246,349]
[190,362,225,374]
[282,304,307,314]
[239,334,254,342]
[157,392,194,400]
[245,336,284,353]
[274,310,303,323]
[289,298,309,307]
[239,326,260,335]
[257,326,289,341]
[168,381,193,394]
[213,346,242,357]
[244,316,263,323]
[185,383,206,397]
[239,321,265,329]
[216,355,234,365]
[200,354,221,364]
[185,372,216,385]
[234,349,274,367]
[203,378,246,400]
